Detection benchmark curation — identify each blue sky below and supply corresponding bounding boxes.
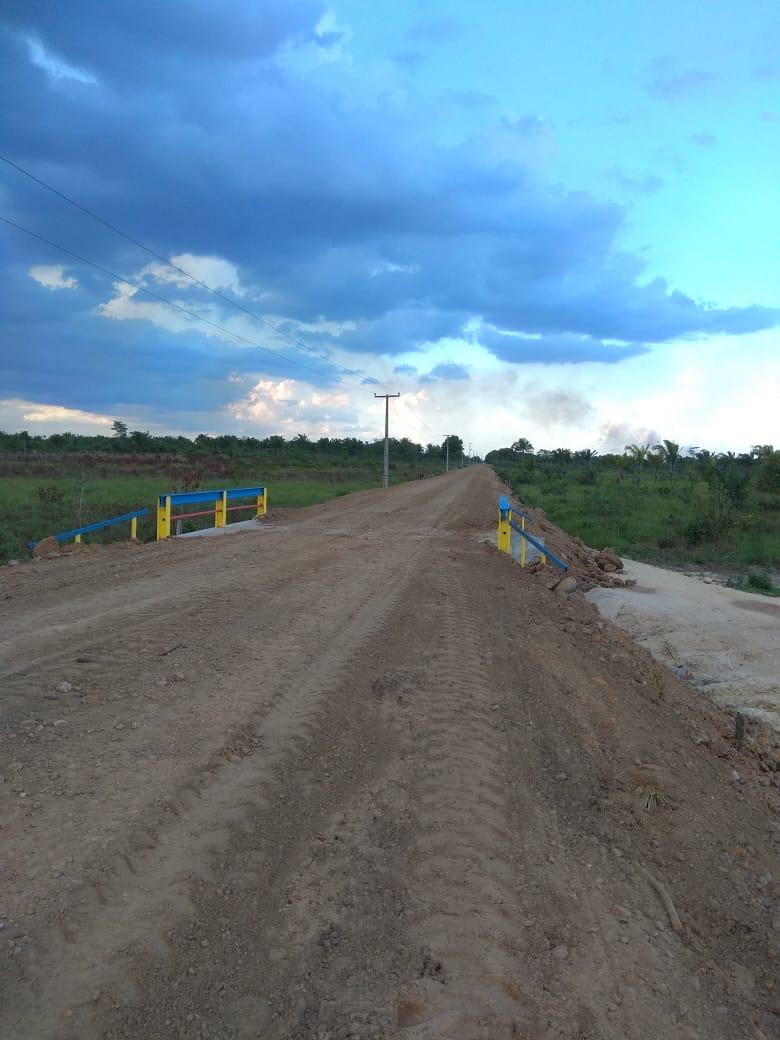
[1,0,778,453]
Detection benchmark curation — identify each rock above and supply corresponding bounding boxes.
[555,772,568,781]
[55,681,73,694]
[551,944,569,961]
[551,575,578,597]
[52,720,68,728]
[32,536,61,559]
[6,559,19,566]
[595,551,623,572]
[613,905,632,923]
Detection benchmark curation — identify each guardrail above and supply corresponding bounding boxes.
[156,485,266,540]
[27,507,150,551]
[497,495,568,571]
[27,485,268,551]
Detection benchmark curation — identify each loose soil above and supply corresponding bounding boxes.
[1,466,778,1040]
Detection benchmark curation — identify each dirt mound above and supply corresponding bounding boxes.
[31,535,61,559]
[505,497,633,591]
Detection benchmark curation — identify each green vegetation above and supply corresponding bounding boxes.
[489,441,780,575]
[0,429,465,561]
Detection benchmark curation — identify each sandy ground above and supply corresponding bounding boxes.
[587,560,780,732]
[1,466,779,1040]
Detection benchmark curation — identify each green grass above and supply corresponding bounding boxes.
[495,464,780,572]
[0,457,439,562]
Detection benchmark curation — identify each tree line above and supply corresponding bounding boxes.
[485,438,780,493]
[0,424,465,464]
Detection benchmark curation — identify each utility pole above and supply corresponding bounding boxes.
[444,436,449,473]
[468,442,472,466]
[374,392,400,488]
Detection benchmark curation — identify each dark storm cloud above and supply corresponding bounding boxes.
[1,1,778,422]
[478,328,648,365]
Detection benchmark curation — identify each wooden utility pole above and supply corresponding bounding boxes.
[374,393,400,488]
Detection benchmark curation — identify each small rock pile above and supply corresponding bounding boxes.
[508,500,635,592]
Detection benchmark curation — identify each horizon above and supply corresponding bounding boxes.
[2,1,779,456]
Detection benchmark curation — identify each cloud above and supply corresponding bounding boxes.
[141,254,245,295]
[690,132,717,148]
[644,60,716,99]
[24,36,97,83]
[0,397,111,427]
[229,376,360,435]
[427,363,470,381]
[1,1,778,440]
[29,265,79,290]
[523,389,594,429]
[394,364,418,375]
[608,168,665,193]
[477,327,649,365]
[392,49,424,69]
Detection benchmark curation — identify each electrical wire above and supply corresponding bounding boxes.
[2,216,435,442]
[1,154,440,438]
[1,154,390,390]
[1,215,341,382]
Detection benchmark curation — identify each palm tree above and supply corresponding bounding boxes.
[625,443,651,483]
[653,439,681,477]
[511,437,534,454]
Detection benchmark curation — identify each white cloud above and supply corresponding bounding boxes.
[29,265,79,290]
[25,37,97,84]
[142,253,245,296]
[0,398,112,432]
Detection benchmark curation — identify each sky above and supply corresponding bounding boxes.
[1,0,778,455]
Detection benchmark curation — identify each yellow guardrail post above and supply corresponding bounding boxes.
[130,516,138,540]
[156,496,171,540]
[497,497,511,555]
[520,515,527,567]
[256,489,267,518]
[74,534,82,544]
[214,490,227,528]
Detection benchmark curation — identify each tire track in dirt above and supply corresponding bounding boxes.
[392,560,537,1038]
[1,481,464,1039]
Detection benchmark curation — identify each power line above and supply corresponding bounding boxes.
[0,151,440,432]
[1,154,439,438]
[0,153,364,383]
[1,215,341,383]
[1,213,435,444]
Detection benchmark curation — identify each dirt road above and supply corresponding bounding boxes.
[1,466,778,1039]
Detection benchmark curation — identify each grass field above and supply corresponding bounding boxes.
[495,463,780,576]
[0,455,441,562]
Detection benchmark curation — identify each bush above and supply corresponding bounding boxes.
[747,572,773,592]
[756,451,780,493]
[36,485,65,507]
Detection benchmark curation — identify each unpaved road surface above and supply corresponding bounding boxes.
[1,466,778,1040]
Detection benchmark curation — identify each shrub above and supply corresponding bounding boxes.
[747,572,773,592]
[36,485,65,507]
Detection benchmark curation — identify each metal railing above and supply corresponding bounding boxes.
[27,507,150,551]
[156,485,267,539]
[27,486,268,551]
[497,495,568,571]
